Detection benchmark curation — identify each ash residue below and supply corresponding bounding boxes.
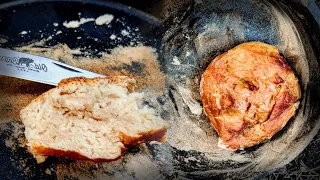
[158,0,316,179]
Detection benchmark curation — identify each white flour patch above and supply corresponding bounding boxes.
[95,14,114,26]
[0,38,8,43]
[63,18,95,28]
[121,30,130,36]
[177,86,202,115]
[172,56,181,65]
[19,31,28,35]
[109,34,117,40]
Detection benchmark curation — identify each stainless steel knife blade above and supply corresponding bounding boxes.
[0,48,105,86]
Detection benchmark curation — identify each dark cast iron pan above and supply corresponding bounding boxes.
[0,0,319,179]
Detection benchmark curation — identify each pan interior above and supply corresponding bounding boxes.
[0,0,319,179]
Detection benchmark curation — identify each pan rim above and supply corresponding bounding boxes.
[0,0,161,26]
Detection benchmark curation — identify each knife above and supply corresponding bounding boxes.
[0,48,105,86]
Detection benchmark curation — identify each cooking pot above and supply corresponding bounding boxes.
[0,0,319,179]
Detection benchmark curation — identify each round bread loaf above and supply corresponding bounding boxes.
[200,42,301,150]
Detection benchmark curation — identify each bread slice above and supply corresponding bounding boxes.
[20,76,167,163]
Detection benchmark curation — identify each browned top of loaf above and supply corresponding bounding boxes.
[200,42,301,149]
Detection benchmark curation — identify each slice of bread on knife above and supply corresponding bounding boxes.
[20,76,167,163]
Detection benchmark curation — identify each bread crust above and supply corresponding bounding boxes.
[30,128,167,163]
[200,42,301,150]
[21,76,167,162]
[21,76,136,107]
[32,142,126,162]
[57,76,135,88]
[120,127,167,146]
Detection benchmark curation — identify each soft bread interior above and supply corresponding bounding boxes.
[20,77,167,161]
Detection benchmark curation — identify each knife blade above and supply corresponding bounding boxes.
[0,48,105,86]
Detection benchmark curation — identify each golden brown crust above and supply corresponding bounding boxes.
[31,127,167,162]
[58,76,136,92]
[200,42,301,149]
[31,128,167,162]
[120,128,167,146]
[32,143,126,162]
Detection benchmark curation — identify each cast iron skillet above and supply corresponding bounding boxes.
[158,0,320,178]
[0,0,162,179]
[0,0,319,179]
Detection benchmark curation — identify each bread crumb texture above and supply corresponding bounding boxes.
[0,44,165,122]
[20,76,167,162]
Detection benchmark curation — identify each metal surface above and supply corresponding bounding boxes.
[158,0,320,179]
[0,48,104,86]
[0,1,162,179]
[0,0,319,179]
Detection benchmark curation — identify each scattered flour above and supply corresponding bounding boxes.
[121,30,130,36]
[177,86,202,115]
[0,38,8,43]
[109,34,117,40]
[19,31,28,35]
[62,14,114,28]
[95,14,114,26]
[171,56,181,65]
[63,18,95,28]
